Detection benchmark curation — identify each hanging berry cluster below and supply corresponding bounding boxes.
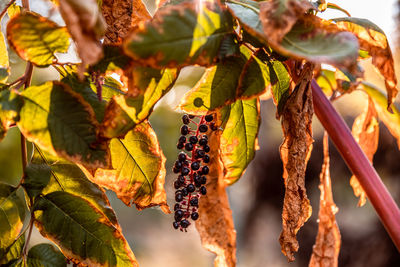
[172,114,217,231]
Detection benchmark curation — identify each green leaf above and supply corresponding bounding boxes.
[102,68,178,138]
[0,183,25,253]
[0,32,9,82]
[27,243,66,267]
[123,1,234,68]
[219,98,260,185]
[268,60,290,115]
[22,164,51,199]
[7,12,70,67]
[0,89,23,142]
[90,45,132,74]
[90,121,169,211]
[228,0,263,36]
[33,191,137,267]
[31,146,118,226]
[17,81,110,169]
[0,234,25,265]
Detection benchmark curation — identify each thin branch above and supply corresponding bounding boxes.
[22,214,34,258]
[0,0,16,20]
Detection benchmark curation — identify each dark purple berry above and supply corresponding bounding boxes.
[201,166,209,175]
[196,150,205,158]
[175,210,184,221]
[199,124,208,133]
[183,160,189,166]
[195,180,202,188]
[173,222,179,229]
[180,219,190,228]
[189,115,195,119]
[191,212,199,220]
[179,136,186,143]
[202,135,208,140]
[210,122,218,131]
[187,184,196,193]
[205,114,213,122]
[199,138,208,146]
[175,193,183,202]
[173,167,180,174]
[185,143,193,151]
[181,167,190,176]
[203,155,210,163]
[194,175,201,184]
[177,142,184,149]
[203,145,210,153]
[200,176,207,185]
[189,136,198,144]
[190,197,199,206]
[181,188,188,196]
[191,161,200,171]
[180,125,190,135]
[178,152,187,162]
[178,175,185,184]
[200,186,207,195]
[182,114,190,124]
[174,203,180,211]
[174,161,182,169]
[174,180,181,189]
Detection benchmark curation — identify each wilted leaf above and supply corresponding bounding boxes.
[32,145,118,226]
[17,81,110,170]
[58,0,106,69]
[0,89,23,141]
[87,121,169,212]
[259,0,314,44]
[27,243,66,267]
[124,1,234,68]
[334,17,398,111]
[0,184,25,254]
[0,234,25,265]
[195,127,236,267]
[102,68,178,138]
[219,98,260,185]
[0,32,9,82]
[22,164,51,199]
[33,191,137,267]
[279,64,313,261]
[7,12,70,67]
[309,133,341,267]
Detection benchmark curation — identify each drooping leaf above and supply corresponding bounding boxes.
[102,68,178,138]
[58,0,106,69]
[349,98,379,207]
[33,191,137,267]
[87,121,169,212]
[17,81,110,170]
[31,146,118,226]
[123,1,235,68]
[0,184,25,254]
[0,89,23,142]
[279,65,313,261]
[195,128,236,267]
[0,234,25,265]
[362,82,400,150]
[7,12,70,67]
[0,32,9,82]
[27,243,66,267]
[22,164,51,199]
[268,60,291,115]
[334,17,398,111]
[219,98,260,185]
[309,133,341,267]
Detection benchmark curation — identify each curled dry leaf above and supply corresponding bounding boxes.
[350,98,379,207]
[259,0,314,45]
[309,133,341,267]
[102,0,151,44]
[334,18,398,111]
[58,0,106,69]
[195,120,237,267]
[279,63,313,261]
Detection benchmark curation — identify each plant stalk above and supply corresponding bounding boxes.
[311,79,400,251]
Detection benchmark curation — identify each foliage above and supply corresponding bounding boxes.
[0,0,398,266]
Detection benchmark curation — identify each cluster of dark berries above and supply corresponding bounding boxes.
[172,114,217,231]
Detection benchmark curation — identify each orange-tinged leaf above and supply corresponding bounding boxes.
[195,125,236,267]
[309,133,341,267]
[279,64,313,261]
[85,121,169,212]
[350,97,379,206]
[334,17,398,111]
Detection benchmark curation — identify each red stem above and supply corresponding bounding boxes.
[311,79,400,251]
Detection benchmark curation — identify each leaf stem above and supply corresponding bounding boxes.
[22,215,34,258]
[0,0,16,20]
[311,79,400,251]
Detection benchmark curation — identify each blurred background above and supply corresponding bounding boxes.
[1,0,400,266]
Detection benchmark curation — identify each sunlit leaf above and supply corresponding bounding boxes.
[27,243,66,267]
[124,1,234,68]
[0,184,25,254]
[334,17,398,110]
[32,146,118,226]
[0,234,25,265]
[269,60,291,115]
[17,81,110,170]
[0,32,9,82]
[7,12,70,67]
[33,191,137,267]
[7,2,21,18]
[219,98,260,185]
[309,133,341,267]
[22,164,51,199]
[0,89,23,142]
[102,68,178,138]
[87,121,169,212]
[279,65,313,261]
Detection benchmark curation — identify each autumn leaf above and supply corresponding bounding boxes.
[309,133,341,267]
[279,64,313,261]
[334,17,398,111]
[195,121,236,267]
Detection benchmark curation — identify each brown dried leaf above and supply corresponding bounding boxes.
[259,0,314,45]
[309,133,341,267]
[59,0,106,69]
[350,98,379,206]
[102,0,151,44]
[195,119,237,267]
[279,63,314,261]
